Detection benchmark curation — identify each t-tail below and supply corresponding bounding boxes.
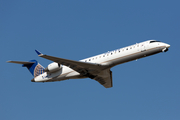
[7,60,44,78]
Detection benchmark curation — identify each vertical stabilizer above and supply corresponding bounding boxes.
[22,60,44,77]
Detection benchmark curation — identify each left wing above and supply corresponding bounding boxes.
[35,50,112,88]
[35,50,106,74]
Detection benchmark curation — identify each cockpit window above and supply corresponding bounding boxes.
[150,40,161,43]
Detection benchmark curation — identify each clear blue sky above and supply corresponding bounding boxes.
[1,0,180,120]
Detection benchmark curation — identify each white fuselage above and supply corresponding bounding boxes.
[34,40,170,82]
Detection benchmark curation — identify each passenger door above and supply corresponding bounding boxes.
[141,43,146,52]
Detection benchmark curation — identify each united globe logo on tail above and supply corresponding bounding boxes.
[34,63,44,77]
[20,60,45,78]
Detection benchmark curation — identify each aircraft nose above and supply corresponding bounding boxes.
[162,43,170,52]
[166,44,170,48]
[31,78,35,82]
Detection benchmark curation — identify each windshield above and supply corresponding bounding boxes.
[150,40,161,43]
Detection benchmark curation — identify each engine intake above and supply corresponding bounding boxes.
[44,62,62,73]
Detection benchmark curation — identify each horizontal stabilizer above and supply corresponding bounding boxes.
[7,60,44,77]
[7,61,35,65]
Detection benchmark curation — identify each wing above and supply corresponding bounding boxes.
[35,50,106,73]
[94,69,113,88]
[35,50,112,88]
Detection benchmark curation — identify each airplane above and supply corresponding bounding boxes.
[7,40,170,88]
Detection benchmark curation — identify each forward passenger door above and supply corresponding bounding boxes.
[141,43,146,52]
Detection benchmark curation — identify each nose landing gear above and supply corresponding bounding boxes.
[162,48,169,52]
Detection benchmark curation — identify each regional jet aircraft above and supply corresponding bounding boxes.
[7,40,170,88]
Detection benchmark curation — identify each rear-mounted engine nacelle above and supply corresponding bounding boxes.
[44,62,62,73]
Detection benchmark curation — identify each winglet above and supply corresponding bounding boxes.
[35,50,43,56]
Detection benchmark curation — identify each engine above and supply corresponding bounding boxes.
[44,62,62,73]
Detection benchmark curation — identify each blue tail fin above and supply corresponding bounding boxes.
[22,60,44,77]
